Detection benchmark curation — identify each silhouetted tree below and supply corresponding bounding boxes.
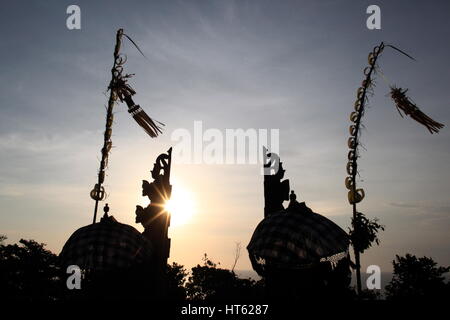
[349,212,384,295]
[167,262,188,300]
[0,237,262,302]
[349,212,385,254]
[359,288,382,300]
[0,237,61,301]
[231,242,241,273]
[185,254,263,301]
[385,254,450,300]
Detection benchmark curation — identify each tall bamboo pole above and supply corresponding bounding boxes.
[346,42,384,295]
[346,42,441,296]
[91,29,124,223]
[89,29,165,223]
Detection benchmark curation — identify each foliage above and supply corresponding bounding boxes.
[0,237,61,301]
[359,288,382,300]
[385,254,450,300]
[349,212,385,253]
[0,236,265,302]
[167,262,188,300]
[185,254,263,301]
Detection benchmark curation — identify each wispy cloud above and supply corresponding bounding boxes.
[0,131,98,154]
[389,201,450,220]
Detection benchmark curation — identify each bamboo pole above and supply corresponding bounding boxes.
[347,42,384,295]
[91,29,124,223]
[346,42,441,297]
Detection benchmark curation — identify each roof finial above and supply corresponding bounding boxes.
[102,203,110,219]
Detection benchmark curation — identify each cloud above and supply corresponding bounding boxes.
[0,131,97,154]
[389,201,450,221]
[0,186,23,197]
[389,202,423,209]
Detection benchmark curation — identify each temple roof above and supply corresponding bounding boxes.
[247,202,349,275]
[60,216,153,271]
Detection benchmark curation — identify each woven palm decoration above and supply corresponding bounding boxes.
[390,86,444,134]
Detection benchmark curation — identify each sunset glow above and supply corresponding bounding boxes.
[165,185,195,227]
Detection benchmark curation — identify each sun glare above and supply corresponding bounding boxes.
[165,185,195,227]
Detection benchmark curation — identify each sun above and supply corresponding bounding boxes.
[165,184,195,227]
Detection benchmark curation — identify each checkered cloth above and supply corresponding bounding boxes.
[59,216,153,271]
[247,203,349,275]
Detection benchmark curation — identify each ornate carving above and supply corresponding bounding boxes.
[263,147,290,217]
[135,148,172,270]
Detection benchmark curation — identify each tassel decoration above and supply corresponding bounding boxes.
[128,104,164,138]
[390,86,444,134]
[122,94,164,138]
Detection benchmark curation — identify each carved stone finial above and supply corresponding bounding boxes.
[102,203,110,218]
[289,190,297,202]
[263,147,290,218]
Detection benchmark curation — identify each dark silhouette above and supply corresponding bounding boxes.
[349,212,385,254]
[2,236,264,302]
[248,149,352,300]
[0,236,61,301]
[58,149,174,300]
[135,147,173,295]
[287,190,313,213]
[59,207,154,300]
[167,262,188,301]
[185,254,264,301]
[9,233,450,303]
[385,254,450,300]
[263,147,289,218]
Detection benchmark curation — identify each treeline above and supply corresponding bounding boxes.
[0,235,449,301]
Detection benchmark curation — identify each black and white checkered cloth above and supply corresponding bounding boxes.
[247,203,349,274]
[59,216,153,271]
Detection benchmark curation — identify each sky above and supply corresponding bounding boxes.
[0,0,449,279]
